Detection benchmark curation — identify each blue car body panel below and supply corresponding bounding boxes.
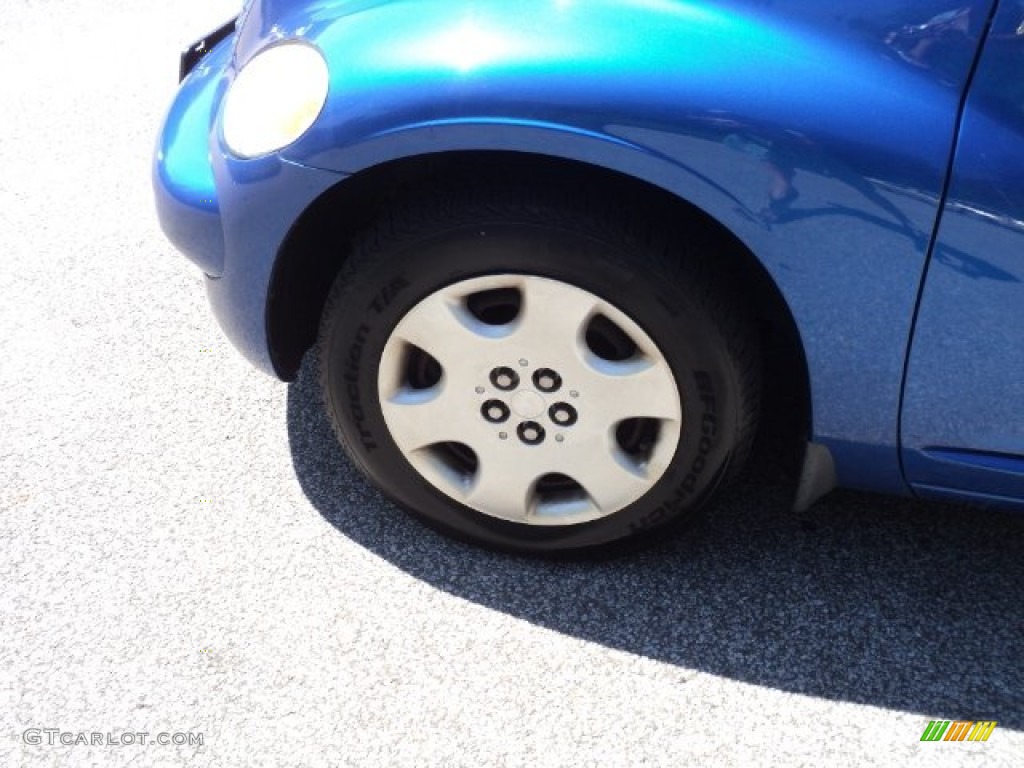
[154,36,234,277]
[154,0,1024,508]
[902,0,1024,508]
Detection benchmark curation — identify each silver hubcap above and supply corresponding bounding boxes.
[377,275,682,525]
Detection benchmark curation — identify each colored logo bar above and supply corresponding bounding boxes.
[920,721,997,742]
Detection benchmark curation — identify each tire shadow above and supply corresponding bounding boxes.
[287,351,1024,729]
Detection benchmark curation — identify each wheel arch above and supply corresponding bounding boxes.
[267,151,812,466]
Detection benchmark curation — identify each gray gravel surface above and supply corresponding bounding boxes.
[1,2,1022,766]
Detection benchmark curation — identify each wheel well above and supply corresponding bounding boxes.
[268,151,810,476]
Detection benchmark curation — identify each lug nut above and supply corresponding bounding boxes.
[549,402,578,426]
[517,421,545,446]
[481,399,510,423]
[533,368,562,393]
[490,367,519,391]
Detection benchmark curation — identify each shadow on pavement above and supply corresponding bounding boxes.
[287,353,1024,729]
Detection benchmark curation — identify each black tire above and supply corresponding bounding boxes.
[317,182,759,554]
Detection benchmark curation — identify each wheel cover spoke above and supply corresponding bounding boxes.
[509,277,601,356]
[569,440,654,514]
[584,358,683,425]
[389,288,501,371]
[380,384,474,452]
[464,450,542,523]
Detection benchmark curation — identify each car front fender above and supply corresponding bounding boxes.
[228,0,993,494]
[233,1,960,226]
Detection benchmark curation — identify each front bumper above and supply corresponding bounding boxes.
[154,31,233,277]
[154,24,346,378]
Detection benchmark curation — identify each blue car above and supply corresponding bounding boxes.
[154,0,1024,553]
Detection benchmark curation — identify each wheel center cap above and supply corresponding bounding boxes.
[511,390,545,419]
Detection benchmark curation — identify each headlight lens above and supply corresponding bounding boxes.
[222,42,329,158]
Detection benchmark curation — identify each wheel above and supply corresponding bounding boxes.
[317,183,759,553]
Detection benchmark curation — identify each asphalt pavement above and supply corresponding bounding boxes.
[1,2,1021,766]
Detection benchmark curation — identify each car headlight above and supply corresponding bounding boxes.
[222,42,329,158]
